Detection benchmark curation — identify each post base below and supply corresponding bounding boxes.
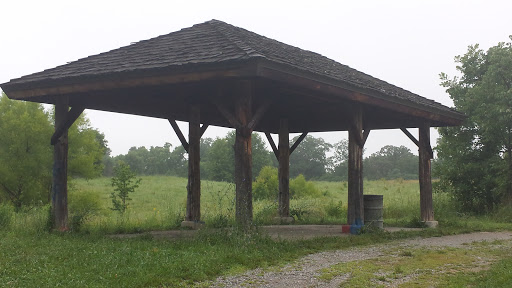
[181,220,205,229]
[273,217,295,225]
[423,221,438,228]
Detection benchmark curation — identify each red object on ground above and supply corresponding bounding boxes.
[341,225,351,233]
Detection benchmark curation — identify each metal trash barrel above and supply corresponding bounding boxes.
[363,194,383,229]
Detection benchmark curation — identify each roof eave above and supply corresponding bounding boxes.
[0,59,260,101]
[254,59,465,127]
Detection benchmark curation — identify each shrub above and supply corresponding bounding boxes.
[68,190,102,232]
[110,162,141,213]
[253,168,321,200]
[290,174,321,198]
[324,200,344,217]
[253,166,278,201]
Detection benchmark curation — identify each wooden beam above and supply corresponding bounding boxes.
[50,106,85,145]
[401,127,433,158]
[265,132,279,160]
[401,128,420,147]
[347,105,364,225]
[278,119,290,217]
[362,129,371,146]
[186,105,201,222]
[247,99,272,130]
[200,124,209,138]
[52,97,69,231]
[212,100,242,129]
[234,81,253,226]
[168,119,189,153]
[419,123,434,222]
[289,132,308,155]
[6,66,257,100]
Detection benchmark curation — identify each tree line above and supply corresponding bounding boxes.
[105,131,419,182]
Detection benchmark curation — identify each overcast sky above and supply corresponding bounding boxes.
[1,0,511,156]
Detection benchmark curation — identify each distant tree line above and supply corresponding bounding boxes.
[105,132,419,182]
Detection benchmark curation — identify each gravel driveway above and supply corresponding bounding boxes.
[210,231,512,287]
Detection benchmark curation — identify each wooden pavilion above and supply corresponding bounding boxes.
[1,20,464,230]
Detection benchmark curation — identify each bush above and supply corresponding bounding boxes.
[253,166,278,201]
[68,190,102,232]
[290,174,321,198]
[0,203,14,229]
[253,167,321,201]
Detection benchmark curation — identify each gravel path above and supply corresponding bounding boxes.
[210,231,512,288]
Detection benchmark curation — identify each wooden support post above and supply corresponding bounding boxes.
[52,97,69,231]
[348,106,364,225]
[419,123,435,223]
[278,119,290,218]
[186,105,201,223]
[234,81,253,226]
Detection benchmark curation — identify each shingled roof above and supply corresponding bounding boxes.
[1,20,464,131]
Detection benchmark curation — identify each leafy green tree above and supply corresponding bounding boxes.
[110,162,141,213]
[436,36,512,213]
[289,135,332,179]
[202,135,234,182]
[202,131,273,182]
[168,145,187,177]
[67,116,107,178]
[0,94,53,209]
[0,94,107,209]
[364,145,418,180]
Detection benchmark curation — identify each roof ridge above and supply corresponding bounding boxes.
[206,20,265,59]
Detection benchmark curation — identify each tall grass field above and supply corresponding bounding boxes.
[65,176,448,233]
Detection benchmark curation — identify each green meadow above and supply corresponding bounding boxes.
[66,176,439,233]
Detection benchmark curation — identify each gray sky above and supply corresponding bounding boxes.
[1,0,511,156]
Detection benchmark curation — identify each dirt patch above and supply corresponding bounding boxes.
[210,231,512,288]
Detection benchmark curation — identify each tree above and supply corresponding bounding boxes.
[0,94,53,209]
[168,145,187,177]
[0,94,107,209]
[202,131,274,182]
[436,36,512,213]
[67,115,107,179]
[110,162,141,213]
[364,145,418,180]
[289,135,332,179]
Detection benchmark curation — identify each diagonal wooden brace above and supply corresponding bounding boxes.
[290,132,308,155]
[51,106,85,145]
[265,132,279,159]
[168,118,189,153]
